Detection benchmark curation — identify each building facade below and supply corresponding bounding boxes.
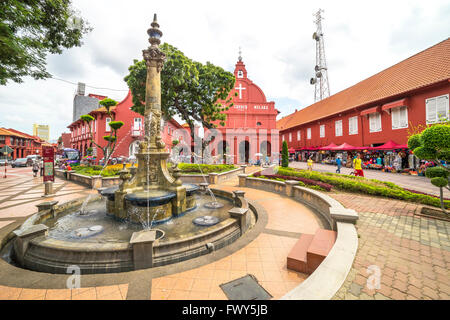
[277,39,450,153]
[68,90,183,160]
[32,124,50,142]
[207,55,280,164]
[0,128,47,159]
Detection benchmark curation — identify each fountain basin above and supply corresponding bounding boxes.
[125,190,176,207]
[100,186,119,201]
[3,189,255,274]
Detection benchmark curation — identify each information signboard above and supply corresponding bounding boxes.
[42,146,54,182]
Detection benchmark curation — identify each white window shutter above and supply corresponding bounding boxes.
[106,117,111,131]
[436,95,449,121]
[426,98,437,123]
[377,113,382,131]
[392,108,400,129]
[400,107,408,127]
[369,114,375,131]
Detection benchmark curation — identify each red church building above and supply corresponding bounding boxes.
[67,90,183,161]
[277,38,450,158]
[208,53,280,164]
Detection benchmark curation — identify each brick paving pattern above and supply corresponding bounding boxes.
[331,192,450,300]
[0,166,449,300]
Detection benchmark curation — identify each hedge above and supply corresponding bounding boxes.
[253,171,333,191]
[256,175,327,192]
[271,167,450,209]
[176,163,236,174]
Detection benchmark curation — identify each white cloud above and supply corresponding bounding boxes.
[0,0,449,139]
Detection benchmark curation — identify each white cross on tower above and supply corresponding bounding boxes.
[235,83,246,99]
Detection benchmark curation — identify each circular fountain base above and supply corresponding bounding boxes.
[4,189,254,274]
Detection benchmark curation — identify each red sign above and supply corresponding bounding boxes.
[42,146,54,182]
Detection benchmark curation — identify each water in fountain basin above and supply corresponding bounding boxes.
[43,190,234,243]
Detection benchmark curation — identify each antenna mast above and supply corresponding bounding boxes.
[310,9,330,102]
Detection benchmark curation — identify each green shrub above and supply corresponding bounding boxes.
[407,134,422,150]
[281,140,289,168]
[307,185,327,192]
[109,121,124,131]
[425,166,449,178]
[431,177,448,188]
[177,163,236,174]
[80,114,94,122]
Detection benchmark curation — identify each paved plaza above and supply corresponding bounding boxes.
[0,166,449,300]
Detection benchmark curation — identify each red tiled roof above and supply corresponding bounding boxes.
[277,38,450,130]
[0,128,27,138]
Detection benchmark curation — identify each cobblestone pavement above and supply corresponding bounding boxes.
[290,161,449,197]
[331,192,450,300]
[0,167,448,300]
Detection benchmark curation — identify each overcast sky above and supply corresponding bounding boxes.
[0,0,449,141]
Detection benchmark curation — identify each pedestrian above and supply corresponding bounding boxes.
[376,155,382,165]
[336,156,342,173]
[307,156,313,171]
[40,159,44,176]
[353,153,364,177]
[32,161,39,177]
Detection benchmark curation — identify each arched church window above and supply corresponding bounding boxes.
[257,122,262,126]
[237,70,244,78]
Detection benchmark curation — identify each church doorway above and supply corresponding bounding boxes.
[260,141,271,157]
[239,140,250,164]
[217,140,229,164]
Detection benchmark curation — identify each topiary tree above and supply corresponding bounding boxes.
[80,98,123,169]
[281,140,289,168]
[408,124,450,213]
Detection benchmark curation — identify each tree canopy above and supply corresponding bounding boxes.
[408,124,450,213]
[124,43,236,151]
[0,0,92,85]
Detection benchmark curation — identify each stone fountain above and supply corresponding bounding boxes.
[101,14,197,224]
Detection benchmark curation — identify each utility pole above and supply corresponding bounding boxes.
[310,9,331,102]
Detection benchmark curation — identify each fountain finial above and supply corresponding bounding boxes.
[147,13,163,46]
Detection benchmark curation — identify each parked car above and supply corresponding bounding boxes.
[11,158,29,168]
[26,155,41,166]
[0,159,11,166]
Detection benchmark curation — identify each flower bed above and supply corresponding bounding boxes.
[252,171,333,191]
[271,167,450,209]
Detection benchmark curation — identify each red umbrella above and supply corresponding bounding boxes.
[330,143,356,151]
[320,143,338,150]
[372,140,406,150]
[288,147,296,153]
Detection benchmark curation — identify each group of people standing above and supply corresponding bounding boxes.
[307,153,365,177]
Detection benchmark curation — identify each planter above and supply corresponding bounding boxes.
[415,207,450,222]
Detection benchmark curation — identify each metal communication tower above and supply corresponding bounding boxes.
[310,9,330,102]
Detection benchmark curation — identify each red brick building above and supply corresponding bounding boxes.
[208,55,280,164]
[0,128,45,160]
[277,39,450,155]
[67,90,183,160]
